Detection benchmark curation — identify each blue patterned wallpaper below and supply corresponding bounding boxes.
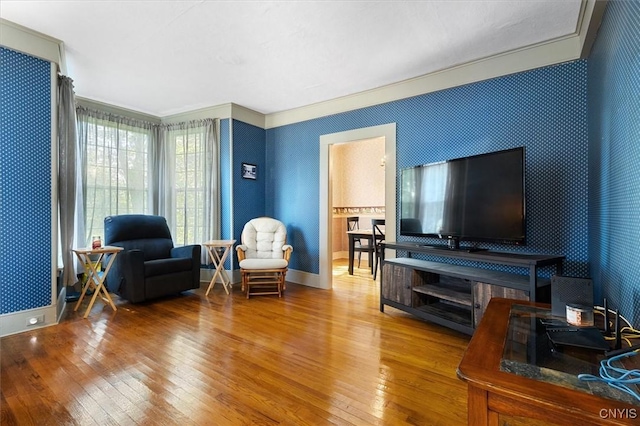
[267,61,588,277]
[232,119,266,266]
[588,0,640,326]
[0,48,52,314]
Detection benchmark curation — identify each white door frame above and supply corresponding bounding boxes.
[319,123,397,289]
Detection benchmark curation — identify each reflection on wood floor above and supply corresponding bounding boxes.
[1,259,470,425]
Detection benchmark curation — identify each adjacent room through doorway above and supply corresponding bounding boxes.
[330,138,385,280]
[318,122,397,290]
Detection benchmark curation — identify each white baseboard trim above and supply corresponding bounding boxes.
[285,269,321,288]
[0,304,58,338]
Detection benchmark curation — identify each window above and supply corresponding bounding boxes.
[164,122,217,247]
[76,108,218,254]
[77,109,153,245]
[173,131,205,244]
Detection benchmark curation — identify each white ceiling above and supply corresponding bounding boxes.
[0,1,584,117]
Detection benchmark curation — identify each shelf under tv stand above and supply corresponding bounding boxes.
[379,242,565,334]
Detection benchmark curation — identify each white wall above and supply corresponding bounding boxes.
[331,137,385,208]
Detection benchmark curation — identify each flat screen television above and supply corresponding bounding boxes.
[400,147,525,249]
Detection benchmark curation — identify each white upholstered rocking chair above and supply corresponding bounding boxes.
[236,217,293,298]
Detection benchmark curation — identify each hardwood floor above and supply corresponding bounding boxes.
[1,260,470,425]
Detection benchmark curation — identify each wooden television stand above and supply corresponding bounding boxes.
[379,242,564,334]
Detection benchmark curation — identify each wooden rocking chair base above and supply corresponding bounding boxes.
[241,268,287,299]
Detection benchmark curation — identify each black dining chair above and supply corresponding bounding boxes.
[347,216,373,269]
[372,219,385,280]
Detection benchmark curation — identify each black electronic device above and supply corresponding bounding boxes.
[606,342,640,358]
[547,326,610,352]
[550,275,594,318]
[399,147,525,248]
[615,310,622,350]
[539,318,568,328]
[603,298,611,335]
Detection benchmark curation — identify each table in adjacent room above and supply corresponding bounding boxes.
[72,245,123,318]
[203,239,236,295]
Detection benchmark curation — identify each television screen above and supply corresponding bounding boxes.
[400,147,525,246]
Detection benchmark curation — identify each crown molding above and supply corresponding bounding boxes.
[0,18,63,68]
[579,0,608,58]
[73,97,267,129]
[159,103,265,128]
[230,104,266,129]
[161,103,231,124]
[264,0,604,129]
[76,96,162,124]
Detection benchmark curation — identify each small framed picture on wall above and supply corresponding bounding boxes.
[242,163,257,180]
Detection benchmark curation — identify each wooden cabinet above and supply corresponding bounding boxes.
[379,243,564,334]
[381,262,413,305]
[473,282,527,328]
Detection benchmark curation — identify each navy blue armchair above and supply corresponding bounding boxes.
[104,214,201,303]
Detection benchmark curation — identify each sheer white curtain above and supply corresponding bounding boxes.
[76,107,156,246]
[157,119,219,262]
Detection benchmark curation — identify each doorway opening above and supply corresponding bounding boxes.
[319,123,397,290]
[330,138,385,280]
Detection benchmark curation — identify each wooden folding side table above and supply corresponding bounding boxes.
[72,245,123,318]
[203,239,236,295]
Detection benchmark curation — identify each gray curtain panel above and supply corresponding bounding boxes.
[57,75,78,287]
